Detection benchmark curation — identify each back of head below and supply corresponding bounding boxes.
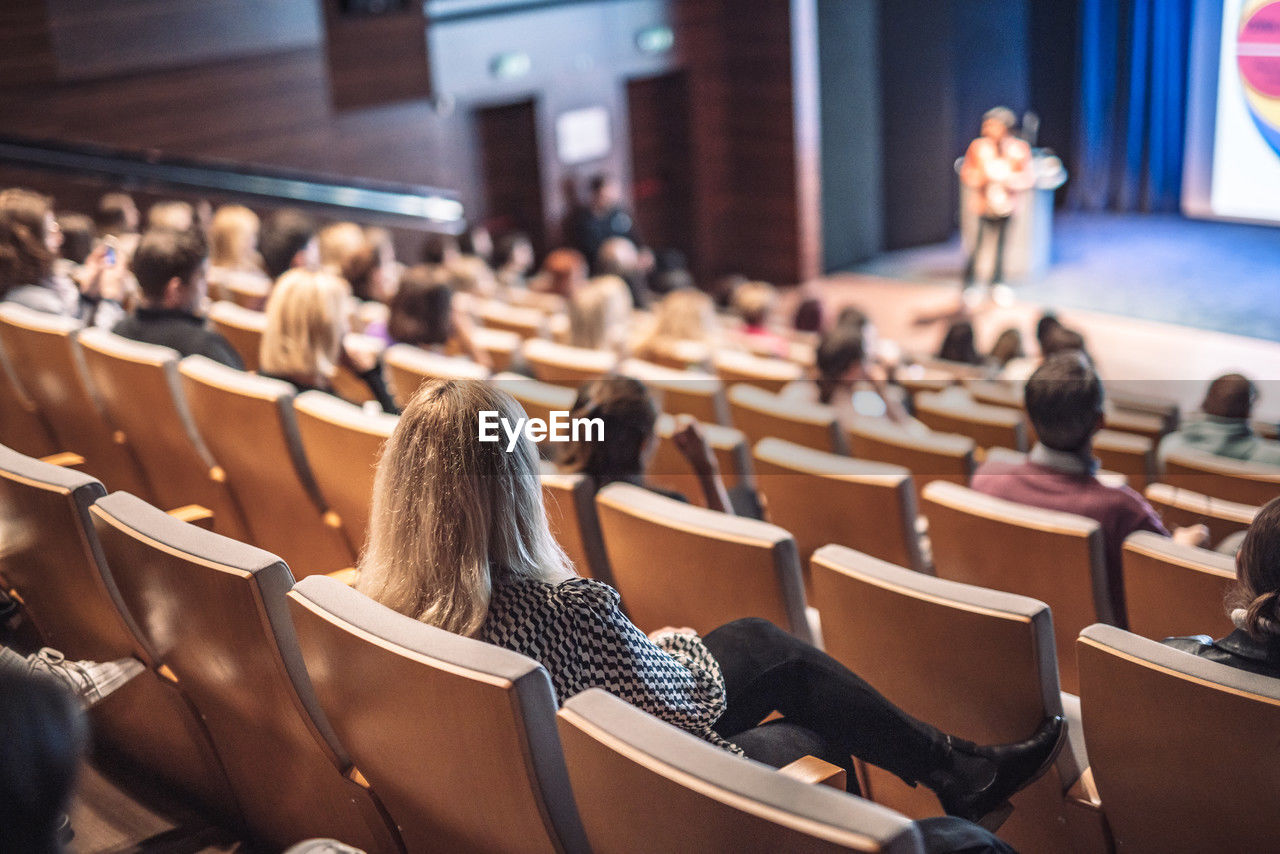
[558,374,657,488]
[56,213,96,265]
[0,668,87,854]
[260,268,350,378]
[494,232,533,272]
[596,237,639,276]
[357,379,568,635]
[815,320,867,401]
[983,105,1017,131]
[260,208,317,280]
[793,297,823,333]
[732,280,777,328]
[147,200,196,235]
[95,192,139,236]
[569,275,631,350]
[420,231,460,266]
[1233,496,1280,641]
[938,321,980,365]
[1024,351,1104,452]
[316,222,367,272]
[651,288,715,344]
[340,241,381,302]
[131,228,206,303]
[989,327,1024,366]
[0,188,55,293]
[458,223,493,264]
[388,265,455,347]
[209,205,261,269]
[541,248,588,296]
[1202,373,1257,420]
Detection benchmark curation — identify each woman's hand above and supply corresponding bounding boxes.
[670,415,718,476]
[77,244,128,302]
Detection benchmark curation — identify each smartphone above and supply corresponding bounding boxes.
[104,246,116,265]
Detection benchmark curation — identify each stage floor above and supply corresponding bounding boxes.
[852,212,1280,344]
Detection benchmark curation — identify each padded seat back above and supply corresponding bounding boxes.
[0,303,149,496]
[78,329,249,540]
[728,384,847,454]
[914,391,1028,452]
[384,344,488,409]
[329,333,386,407]
[1078,624,1280,853]
[1144,482,1258,547]
[1122,531,1236,641]
[293,391,398,553]
[541,469,613,584]
[557,689,924,854]
[477,300,546,339]
[753,439,924,572]
[846,417,976,504]
[490,373,577,443]
[287,575,589,854]
[208,300,267,372]
[1163,449,1280,507]
[1092,428,1155,486]
[923,481,1107,694]
[713,349,804,394]
[178,356,355,576]
[650,415,754,507]
[465,326,521,373]
[522,339,618,388]
[594,482,810,641]
[618,358,729,425]
[0,335,58,457]
[91,493,399,852]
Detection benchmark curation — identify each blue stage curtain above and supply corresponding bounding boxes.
[1071,0,1193,213]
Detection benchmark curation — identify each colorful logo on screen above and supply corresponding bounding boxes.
[1239,0,1280,155]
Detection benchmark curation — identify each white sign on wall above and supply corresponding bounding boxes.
[556,107,612,165]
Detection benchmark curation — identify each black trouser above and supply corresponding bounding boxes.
[963,214,1011,287]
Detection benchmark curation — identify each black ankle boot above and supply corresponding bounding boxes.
[926,715,1066,831]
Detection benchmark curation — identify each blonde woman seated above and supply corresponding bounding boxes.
[356,379,1062,846]
[631,288,718,369]
[373,265,491,369]
[207,204,269,306]
[567,275,632,352]
[730,280,791,358]
[259,268,397,413]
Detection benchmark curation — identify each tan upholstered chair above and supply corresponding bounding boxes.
[1144,482,1258,548]
[90,492,401,852]
[0,446,235,819]
[208,300,267,372]
[328,333,386,407]
[965,380,1023,411]
[0,333,58,457]
[1104,387,1180,435]
[618,357,730,425]
[0,303,150,497]
[1122,531,1236,641]
[594,482,812,642]
[1078,624,1280,853]
[293,391,398,553]
[914,391,1028,452]
[1103,409,1168,444]
[1162,449,1280,507]
[1091,429,1155,486]
[557,688,925,854]
[287,575,591,854]
[383,344,489,410]
[541,468,613,584]
[923,481,1108,694]
[521,339,618,388]
[491,373,579,453]
[649,414,755,507]
[466,326,522,373]
[846,416,976,505]
[713,349,805,394]
[810,546,1102,854]
[178,356,355,577]
[727,384,848,454]
[477,300,546,339]
[753,439,925,572]
[78,329,250,541]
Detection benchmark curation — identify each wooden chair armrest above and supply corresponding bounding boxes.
[167,505,215,530]
[327,568,360,587]
[39,452,85,468]
[1066,766,1101,809]
[777,756,847,790]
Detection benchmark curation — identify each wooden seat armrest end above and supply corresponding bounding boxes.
[166,505,215,530]
[327,567,360,587]
[39,452,85,468]
[777,756,847,790]
[1063,768,1114,854]
[1065,766,1101,809]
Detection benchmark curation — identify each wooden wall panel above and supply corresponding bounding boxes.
[0,2,56,87]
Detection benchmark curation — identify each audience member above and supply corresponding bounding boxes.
[259,209,317,280]
[115,229,243,368]
[146,200,197,235]
[938,321,982,365]
[596,236,650,308]
[1158,374,1280,468]
[632,288,717,366]
[987,327,1024,371]
[382,265,490,368]
[793,297,824,333]
[458,222,494,267]
[356,378,1062,840]
[648,249,694,298]
[259,268,396,413]
[731,280,789,357]
[419,231,460,267]
[94,192,140,241]
[568,275,631,351]
[493,231,535,292]
[209,205,265,277]
[54,213,95,269]
[569,173,644,265]
[316,222,366,273]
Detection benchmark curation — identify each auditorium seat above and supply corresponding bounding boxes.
[1103,409,1169,444]
[329,333,386,407]
[923,481,1108,694]
[0,445,236,819]
[1104,387,1180,434]
[476,300,547,339]
[965,380,1024,411]
[1162,448,1280,507]
[845,417,976,504]
[208,300,267,372]
[641,338,714,371]
[727,384,848,454]
[556,688,924,854]
[287,575,590,854]
[1077,624,1280,853]
[541,468,614,585]
[649,414,754,506]
[491,372,577,438]
[913,391,1028,452]
[0,303,151,497]
[78,329,250,541]
[1091,429,1155,486]
[713,349,804,394]
[293,391,398,553]
[522,339,618,388]
[618,357,730,425]
[594,482,812,642]
[383,344,489,409]
[178,355,355,577]
[1144,482,1258,547]
[0,332,58,457]
[1122,531,1236,641]
[466,325,522,373]
[809,546,1099,854]
[90,492,401,852]
[753,439,925,572]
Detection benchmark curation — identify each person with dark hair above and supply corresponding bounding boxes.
[938,320,981,365]
[458,222,494,266]
[960,107,1033,296]
[55,213,96,268]
[419,231,460,267]
[493,231,535,292]
[1158,374,1280,468]
[793,297,824,333]
[972,353,1207,622]
[94,192,140,239]
[1035,313,1088,360]
[114,229,243,368]
[1165,496,1280,677]
[986,327,1024,371]
[380,265,490,368]
[146,200,197,235]
[569,173,645,266]
[259,208,317,280]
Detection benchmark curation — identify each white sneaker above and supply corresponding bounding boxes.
[24,647,144,707]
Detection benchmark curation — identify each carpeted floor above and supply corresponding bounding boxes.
[852,212,1280,343]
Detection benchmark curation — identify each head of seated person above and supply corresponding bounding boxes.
[557,374,658,490]
[1232,497,1280,644]
[938,320,980,365]
[814,309,875,403]
[56,213,96,268]
[493,232,535,283]
[342,228,400,305]
[260,208,318,280]
[569,275,631,351]
[731,280,777,333]
[596,236,640,278]
[356,379,573,633]
[1202,373,1258,422]
[387,265,457,350]
[0,187,58,296]
[209,204,263,275]
[636,288,716,360]
[317,222,367,274]
[537,248,588,298]
[146,200,197,236]
[420,231,461,268]
[988,327,1024,368]
[1036,313,1088,360]
[131,228,208,313]
[260,268,351,388]
[458,222,494,266]
[95,191,140,239]
[1024,351,1105,455]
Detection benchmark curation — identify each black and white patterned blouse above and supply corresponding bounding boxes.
[479,575,743,755]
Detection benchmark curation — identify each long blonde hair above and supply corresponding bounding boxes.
[635,288,716,361]
[357,380,572,635]
[259,268,350,379]
[209,205,261,270]
[569,275,631,350]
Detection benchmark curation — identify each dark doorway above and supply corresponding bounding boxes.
[475,100,546,252]
[626,72,695,268]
